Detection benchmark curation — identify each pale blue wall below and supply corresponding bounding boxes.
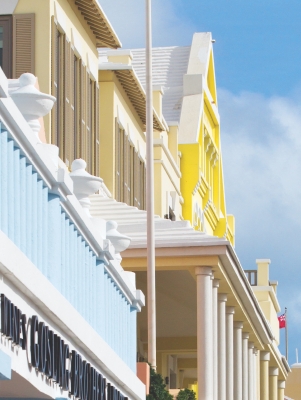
[0,124,137,371]
[0,349,11,380]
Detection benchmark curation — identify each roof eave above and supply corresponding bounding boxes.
[99,64,164,131]
[74,0,121,49]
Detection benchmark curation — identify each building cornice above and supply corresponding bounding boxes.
[252,285,281,313]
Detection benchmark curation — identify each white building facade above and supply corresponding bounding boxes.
[0,69,145,400]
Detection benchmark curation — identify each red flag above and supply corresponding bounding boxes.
[278,313,286,329]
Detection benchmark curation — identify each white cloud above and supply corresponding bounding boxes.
[98,0,196,48]
[219,88,301,359]
[286,292,301,325]
[219,88,301,235]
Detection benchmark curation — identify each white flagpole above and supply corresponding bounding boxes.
[146,0,156,369]
[285,307,288,362]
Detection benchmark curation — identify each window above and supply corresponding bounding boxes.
[0,14,35,79]
[203,127,218,204]
[12,14,35,78]
[51,18,99,175]
[115,120,146,210]
[0,16,12,78]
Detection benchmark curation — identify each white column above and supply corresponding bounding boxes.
[218,294,227,400]
[226,306,235,400]
[242,332,249,400]
[178,369,184,388]
[195,266,213,400]
[253,348,259,400]
[260,351,270,400]
[269,367,279,400]
[212,279,219,400]
[248,342,254,400]
[233,321,243,400]
[278,380,285,400]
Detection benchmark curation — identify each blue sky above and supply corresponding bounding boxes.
[99,0,301,364]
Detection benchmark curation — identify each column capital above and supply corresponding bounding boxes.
[260,351,270,361]
[212,278,220,288]
[278,380,286,389]
[218,293,227,302]
[234,321,243,329]
[253,348,258,356]
[226,306,235,314]
[195,266,212,276]
[248,341,254,349]
[269,367,279,376]
[242,332,249,340]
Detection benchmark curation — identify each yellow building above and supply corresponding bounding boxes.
[0,0,120,175]
[98,34,234,242]
[285,362,301,399]
[177,33,234,244]
[1,2,291,398]
[98,49,183,218]
[90,192,290,400]
[90,33,290,400]
[128,34,234,244]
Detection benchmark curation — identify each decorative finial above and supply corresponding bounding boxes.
[10,73,56,140]
[19,73,37,87]
[69,158,103,216]
[106,220,131,258]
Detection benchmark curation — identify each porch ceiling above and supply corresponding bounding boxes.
[137,270,197,338]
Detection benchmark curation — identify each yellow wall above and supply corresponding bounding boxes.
[98,68,183,218]
[179,49,235,245]
[285,365,301,400]
[253,260,281,345]
[98,70,146,196]
[14,0,99,142]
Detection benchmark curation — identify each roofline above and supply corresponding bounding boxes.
[73,0,121,49]
[99,64,164,131]
[123,240,275,345]
[224,244,275,344]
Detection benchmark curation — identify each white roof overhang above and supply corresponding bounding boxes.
[99,63,164,131]
[73,0,121,48]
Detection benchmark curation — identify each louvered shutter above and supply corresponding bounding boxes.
[58,33,65,158]
[115,119,121,201]
[129,144,134,206]
[120,127,124,202]
[12,14,35,78]
[90,78,95,175]
[70,47,75,164]
[51,18,58,146]
[86,73,92,173]
[79,60,86,159]
[123,131,128,204]
[133,150,141,208]
[64,37,71,166]
[75,57,80,159]
[127,138,131,204]
[143,163,146,210]
[94,82,100,177]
